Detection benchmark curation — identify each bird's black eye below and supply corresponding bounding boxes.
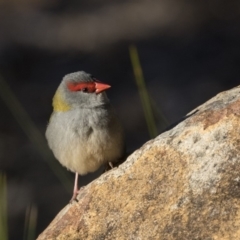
[82,88,88,92]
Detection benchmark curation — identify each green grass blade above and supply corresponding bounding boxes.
[149,97,169,127]
[129,45,158,138]
[24,204,38,240]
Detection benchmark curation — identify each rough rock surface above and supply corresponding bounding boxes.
[37,86,240,240]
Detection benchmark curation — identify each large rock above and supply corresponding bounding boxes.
[37,86,240,240]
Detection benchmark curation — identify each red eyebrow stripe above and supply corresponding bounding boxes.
[67,82,96,92]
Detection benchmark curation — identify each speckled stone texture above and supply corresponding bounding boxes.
[38,86,240,240]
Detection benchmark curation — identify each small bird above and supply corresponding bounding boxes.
[46,71,125,202]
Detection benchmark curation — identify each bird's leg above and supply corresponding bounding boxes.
[70,172,80,203]
[108,162,114,169]
[103,162,114,173]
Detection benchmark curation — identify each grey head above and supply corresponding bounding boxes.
[58,71,110,109]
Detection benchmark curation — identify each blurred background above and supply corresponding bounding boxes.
[0,0,240,239]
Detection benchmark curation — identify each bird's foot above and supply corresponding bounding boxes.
[69,186,85,203]
[104,162,115,172]
[109,162,114,169]
[69,188,81,203]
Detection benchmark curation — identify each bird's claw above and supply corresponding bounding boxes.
[69,190,80,203]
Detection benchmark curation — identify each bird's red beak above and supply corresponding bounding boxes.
[95,81,111,94]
